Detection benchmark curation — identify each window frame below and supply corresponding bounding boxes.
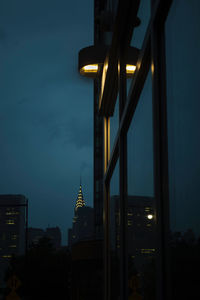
[101,0,173,299]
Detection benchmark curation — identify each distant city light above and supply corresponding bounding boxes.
[147,214,153,220]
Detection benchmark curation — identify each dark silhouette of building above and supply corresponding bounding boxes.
[0,194,28,286]
[45,227,62,249]
[28,226,61,249]
[28,227,45,247]
[71,239,103,300]
[68,228,73,249]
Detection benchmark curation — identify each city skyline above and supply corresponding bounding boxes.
[0,0,94,244]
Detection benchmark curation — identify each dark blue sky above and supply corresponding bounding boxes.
[1,0,200,245]
[0,0,94,244]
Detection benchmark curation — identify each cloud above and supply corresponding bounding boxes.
[0,27,7,41]
[46,116,93,150]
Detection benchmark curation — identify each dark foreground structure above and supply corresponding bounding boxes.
[71,240,103,300]
[77,0,200,300]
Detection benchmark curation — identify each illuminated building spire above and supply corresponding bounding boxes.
[75,183,85,211]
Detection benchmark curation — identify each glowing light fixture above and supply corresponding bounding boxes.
[147,214,153,220]
[78,45,139,78]
[78,45,108,78]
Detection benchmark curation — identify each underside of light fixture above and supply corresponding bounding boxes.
[78,45,139,78]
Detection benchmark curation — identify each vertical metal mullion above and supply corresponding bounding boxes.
[104,116,110,300]
[151,14,170,300]
[25,199,28,255]
[119,54,128,300]
[104,182,110,300]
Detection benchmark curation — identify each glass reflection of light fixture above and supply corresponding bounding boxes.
[78,45,139,78]
[147,214,153,220]
[126,64,136,75]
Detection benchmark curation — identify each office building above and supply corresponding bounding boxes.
[110,195,155,256]
[78,0,200,299]
[0,194,28,257]
[0,194,28,286]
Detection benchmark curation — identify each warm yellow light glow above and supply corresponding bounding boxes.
[82,64,98,73]
[141,248,155,254]
[81,63,136,76]
[147,214,153,220]
[126,64,136,74]
[6,219,15,225]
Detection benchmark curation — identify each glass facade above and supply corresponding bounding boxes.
[109,161,120,299]
[91,0,200,299]
[166,1,200,299]
[127,71,155,300]
[127,72,153,198]
[130,0,151,49]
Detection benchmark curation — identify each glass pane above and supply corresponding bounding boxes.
[127,71,156,300]
[110,160,120,299]
[130,0,151,49]
[166,1,200,299]
[128,0,151,105]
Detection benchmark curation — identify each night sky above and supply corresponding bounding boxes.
[0,0,94,244]
[1,0,200,246]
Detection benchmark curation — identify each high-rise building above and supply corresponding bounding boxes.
[75,184,85,211]
[0,194,28,257]
[68,184,94,247]
[0,194,28,285]
[110,195,155,269]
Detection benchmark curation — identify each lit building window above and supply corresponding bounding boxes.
[6,211,19,216]
[145,207,151,212]
[141,248,155,254]
[2,255,12,258]
[6,220,15,225]
[128,220,133,226]
[9,245,17,248]
[11,234,18,240]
